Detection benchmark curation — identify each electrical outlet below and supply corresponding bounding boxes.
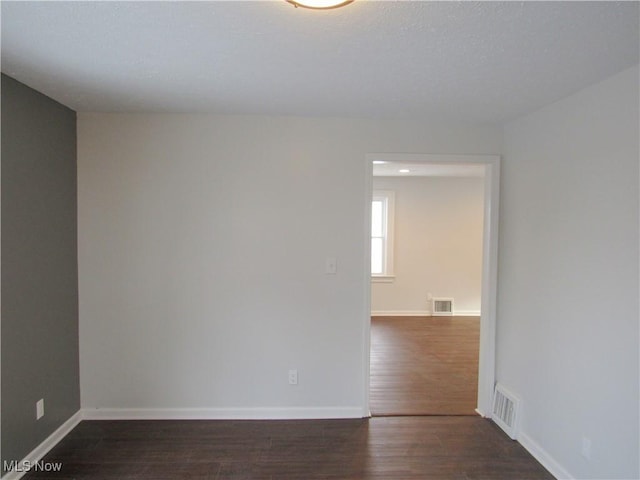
[288,369,298,385]
[581,437,591,459]
[36,399,44,420]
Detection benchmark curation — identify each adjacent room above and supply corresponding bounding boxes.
[1,1,638,479]
[369,162,485,416]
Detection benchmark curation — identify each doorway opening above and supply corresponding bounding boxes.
[362,154,500,418]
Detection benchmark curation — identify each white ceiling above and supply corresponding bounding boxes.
[1,1,638,124]
[373,162,484,177]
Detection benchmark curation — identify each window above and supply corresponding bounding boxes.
[371,190,394,280]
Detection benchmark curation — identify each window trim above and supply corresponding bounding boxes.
[371,190,395,280]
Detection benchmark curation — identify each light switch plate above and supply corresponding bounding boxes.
[325,257,337,274]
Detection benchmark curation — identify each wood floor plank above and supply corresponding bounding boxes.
[21,417,553,480]
[14,317,549,479]
[370,316,480,416]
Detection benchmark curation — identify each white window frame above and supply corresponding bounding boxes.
[371,190,395,282]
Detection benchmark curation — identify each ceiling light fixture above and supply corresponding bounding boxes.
[286,0,354,10]
[399,169,411,173]
[372,161,387,165]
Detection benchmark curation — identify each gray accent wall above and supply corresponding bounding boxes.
[1,74,79,472]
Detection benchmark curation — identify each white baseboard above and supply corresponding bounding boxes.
[81,406,367,420]
[371,310,431,316]
[371,310,481,317]
[475,407,489,418]
[1,410,83,480]
[518,431,573,480]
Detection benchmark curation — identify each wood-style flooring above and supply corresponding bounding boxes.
[22,417,553,479]
[19,317,552,480]
[370,316,480,416]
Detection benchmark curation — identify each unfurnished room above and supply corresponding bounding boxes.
[1,1,639,479]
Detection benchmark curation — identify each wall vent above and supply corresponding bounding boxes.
[432,298,453,316]
[492,384,520,439]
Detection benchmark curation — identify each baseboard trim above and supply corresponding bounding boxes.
[518,431,573,480]
[475,407,489,418]
[371,310,431,316]
[371,310,481,317]
[81,406,367,421]
[1,410,83,480]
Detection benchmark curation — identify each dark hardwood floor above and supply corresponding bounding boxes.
[18,316,552,480]
[22,417,553,480]
[370,316,480,416]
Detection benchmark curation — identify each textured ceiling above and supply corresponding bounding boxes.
[1,1,638,124]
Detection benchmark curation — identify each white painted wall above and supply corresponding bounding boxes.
[78,114,501,415]
[371,176,484,316]
[499,66,639,479]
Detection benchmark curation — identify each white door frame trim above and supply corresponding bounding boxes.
[362,153,500,417]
